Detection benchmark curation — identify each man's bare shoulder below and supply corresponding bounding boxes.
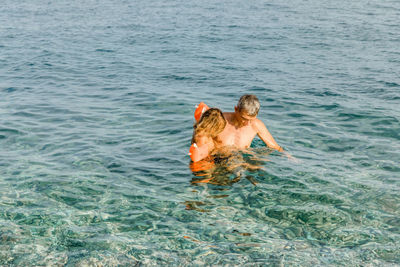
[253,118,265,125]
[252,118,267,131]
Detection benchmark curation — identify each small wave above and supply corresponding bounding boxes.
[0,127,23,135]
[378,80,400,87]
[95,48,115,53]
[3,87,17,93]
[161,74,192,80]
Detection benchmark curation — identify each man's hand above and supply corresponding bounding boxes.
[282,150,301,163]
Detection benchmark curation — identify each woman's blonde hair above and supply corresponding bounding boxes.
[192,108,226,143]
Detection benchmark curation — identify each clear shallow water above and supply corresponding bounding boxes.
[1,0,399,265]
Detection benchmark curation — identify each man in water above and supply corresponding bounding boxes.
[189,95,292,184]
[217,94,286,153]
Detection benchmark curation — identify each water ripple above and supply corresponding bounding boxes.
[1,0,400,265]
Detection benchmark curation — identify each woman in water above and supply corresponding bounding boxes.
[189,108,226,162]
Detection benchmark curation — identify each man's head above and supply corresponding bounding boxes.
[234,94,260,125]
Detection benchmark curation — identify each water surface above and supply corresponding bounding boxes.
[0,0,399,265]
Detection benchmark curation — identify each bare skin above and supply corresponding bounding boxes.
[189,105,296,163]
[217,106,283,151]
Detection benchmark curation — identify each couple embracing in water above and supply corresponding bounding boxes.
[189,94,291,163]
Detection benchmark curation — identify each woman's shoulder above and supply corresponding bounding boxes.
[194,134,213,146]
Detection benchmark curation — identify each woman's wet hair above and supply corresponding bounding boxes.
[193,108,226,140]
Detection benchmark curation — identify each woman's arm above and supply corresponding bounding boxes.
[189,135,213,162]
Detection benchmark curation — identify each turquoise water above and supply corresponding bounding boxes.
[1,0,399,265]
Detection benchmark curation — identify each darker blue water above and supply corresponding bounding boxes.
[1,0,399,265]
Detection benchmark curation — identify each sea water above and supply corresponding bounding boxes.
[0,0,399,265]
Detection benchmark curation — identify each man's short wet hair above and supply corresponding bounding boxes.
[237,94,260,116]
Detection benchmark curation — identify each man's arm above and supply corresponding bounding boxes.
[254,119,283,152]
[254,119,299,161]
